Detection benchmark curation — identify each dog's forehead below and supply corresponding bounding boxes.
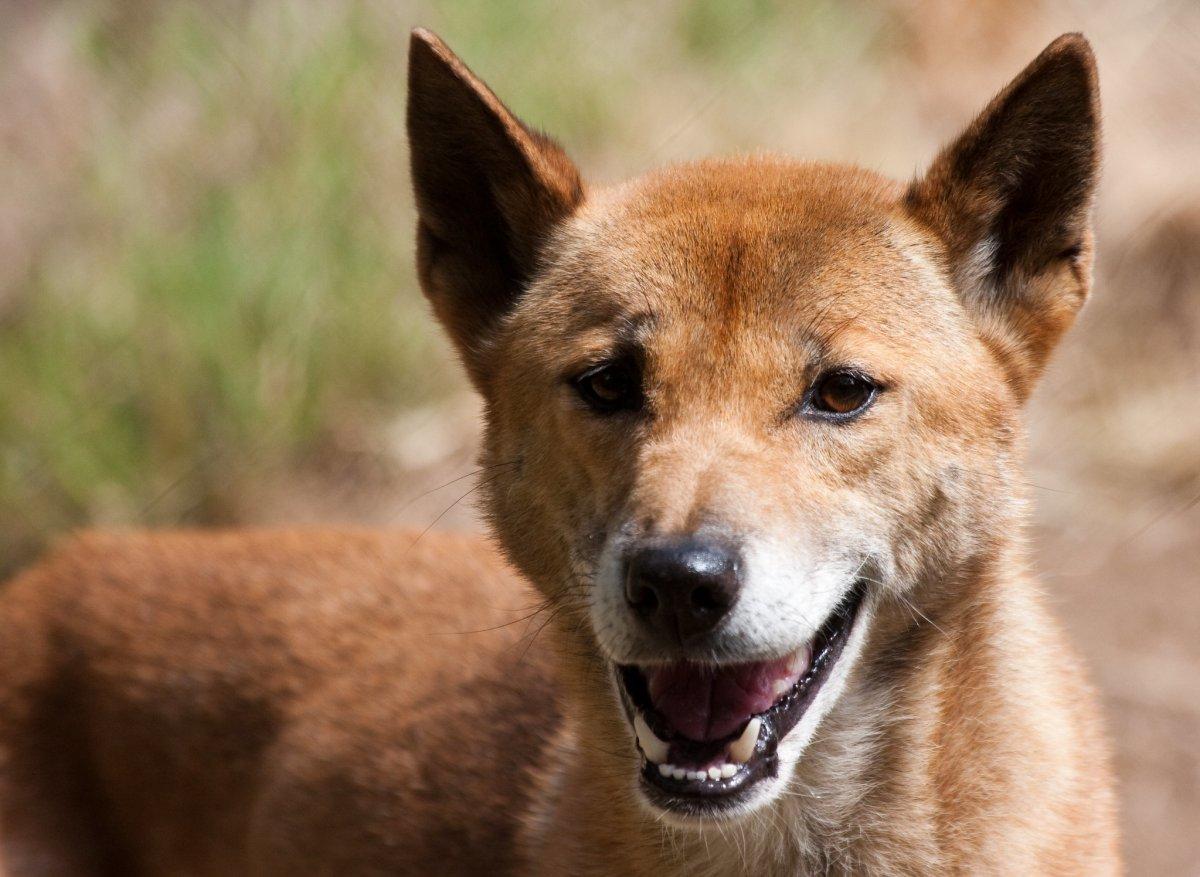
[521,158,970,371]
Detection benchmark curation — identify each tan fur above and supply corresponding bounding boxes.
[1,31,1117,875]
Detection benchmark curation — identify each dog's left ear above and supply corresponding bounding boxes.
[906,34,1100,399]
[407,28,584,390]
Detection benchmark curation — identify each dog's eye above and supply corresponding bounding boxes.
[807,370,878,419]
[574,361,643,413]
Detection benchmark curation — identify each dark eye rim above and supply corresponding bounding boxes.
[571,359,644,414]
[801,368,881,422]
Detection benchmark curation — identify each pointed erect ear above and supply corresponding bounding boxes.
[407,28,584,389]
[906,34,1101,398]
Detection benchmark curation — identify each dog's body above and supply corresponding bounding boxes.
[2,30,1118,875]
[0,530,559,874]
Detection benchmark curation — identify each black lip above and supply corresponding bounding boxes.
[617,581,867,814]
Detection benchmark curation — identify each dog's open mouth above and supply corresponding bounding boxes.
[616,582,866,814]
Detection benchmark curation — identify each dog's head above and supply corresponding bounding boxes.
[407,30,1099,822]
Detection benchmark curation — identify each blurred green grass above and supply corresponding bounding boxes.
[2,4,446,568]
[0,0,837,572]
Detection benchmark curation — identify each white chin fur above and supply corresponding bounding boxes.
[765,594,876,795]
[626,595,877,822]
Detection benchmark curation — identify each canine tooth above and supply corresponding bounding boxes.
[707,766,722,780]
[671,767,687,780]
[789,645,812,677]
[728,717,762,764]
[659,763,673,777]
[720,763,738,779]
[633,714,670,764]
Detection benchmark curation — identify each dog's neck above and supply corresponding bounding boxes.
[524,557,1039,875]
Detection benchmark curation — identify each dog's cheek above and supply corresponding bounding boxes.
[481,382,632,599]
[479,394,562,594]
[869,370,1017,590]
[885,441,1016,593]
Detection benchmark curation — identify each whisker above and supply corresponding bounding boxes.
[403,469,511,555]
[389,459,519,523]
[426,599,557,637]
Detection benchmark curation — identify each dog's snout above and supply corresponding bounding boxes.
[624,537,742,642]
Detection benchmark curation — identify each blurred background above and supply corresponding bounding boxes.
[1,0,1196,870]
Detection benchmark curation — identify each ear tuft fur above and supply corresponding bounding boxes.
[906,34,1101,395]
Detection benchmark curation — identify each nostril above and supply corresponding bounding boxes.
[627,582,660,617]
[689,584,723,612]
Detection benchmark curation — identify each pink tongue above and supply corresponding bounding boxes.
[646,657,798,742]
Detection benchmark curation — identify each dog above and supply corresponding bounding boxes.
[0,28,1118,875]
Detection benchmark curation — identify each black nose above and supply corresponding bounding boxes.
[624,536,742,643]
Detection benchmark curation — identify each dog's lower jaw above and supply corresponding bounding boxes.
[521,668,892,877]
[523,652,890,873]
[609,583,874,824]
[524,565,1116,876]
[517,601,883,871]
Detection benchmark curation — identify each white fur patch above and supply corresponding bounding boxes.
[589,524,885,819]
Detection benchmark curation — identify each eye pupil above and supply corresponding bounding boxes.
[575,360,642,413]
[811,370,876,417]
[591,370,625,400]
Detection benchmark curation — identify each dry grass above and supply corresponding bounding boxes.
[1,0,1196,871]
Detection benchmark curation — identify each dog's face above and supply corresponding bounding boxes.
[408,31,1098,821]
[483,167,1016,816]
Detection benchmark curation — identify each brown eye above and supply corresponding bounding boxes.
[574,361,643,413]
[808,370,878,419]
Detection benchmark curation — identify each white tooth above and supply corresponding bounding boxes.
[633,714,670,764]
[659,763,673,777]
[789,645,812,676]
[771,678,793,698]
[671,767,687,780]
[720,763,738,779]
[707,766,722,780]
[728,717,762,764]
[690,770,706,781]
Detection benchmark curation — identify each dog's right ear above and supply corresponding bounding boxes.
[407,29,584,389]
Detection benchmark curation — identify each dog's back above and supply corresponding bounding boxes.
[0,529,556,874]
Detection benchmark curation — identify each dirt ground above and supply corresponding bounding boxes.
[1031,414,1200,874]
[1042,516,1200,874]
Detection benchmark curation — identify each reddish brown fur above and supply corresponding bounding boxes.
[1,530,558,874]
[1,30,1117,875]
